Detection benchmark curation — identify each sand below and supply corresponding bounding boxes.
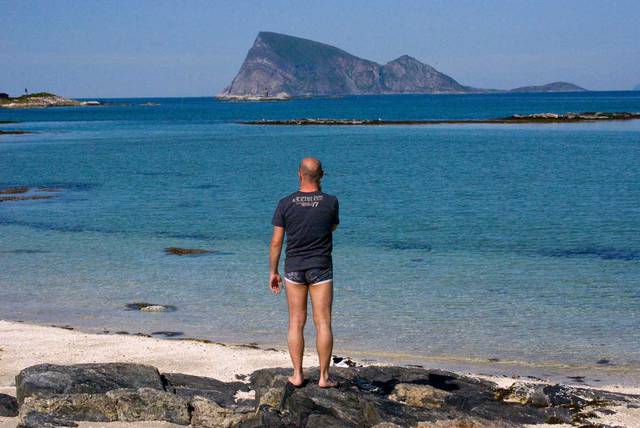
[1,320,638,427]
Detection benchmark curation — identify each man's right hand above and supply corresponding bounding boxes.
[269,272,282,295]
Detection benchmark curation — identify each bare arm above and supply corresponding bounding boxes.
[269,226,285,294]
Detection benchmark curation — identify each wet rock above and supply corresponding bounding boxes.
[0,392,18,417]
[124,302,177,312]
[388,383,450,408]
[106,387,190,424]
[16,363,164,404]
[162,372,250,407]
[18,393,118,423]
[190,396,254,427]
[164,247,214,256]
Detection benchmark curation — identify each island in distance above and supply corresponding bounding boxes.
[218,32,587,100]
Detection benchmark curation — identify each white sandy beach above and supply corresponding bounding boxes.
[1,320,639,427]
[0,320,315,428]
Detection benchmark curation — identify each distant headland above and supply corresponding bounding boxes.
[0,92,101,109]
[218,32,587,100]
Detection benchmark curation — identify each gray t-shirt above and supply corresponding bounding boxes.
[272,191,339,272]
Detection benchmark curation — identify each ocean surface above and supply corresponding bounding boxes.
[1,92,639,377]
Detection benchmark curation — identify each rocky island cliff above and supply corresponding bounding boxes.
[218,32,587,100]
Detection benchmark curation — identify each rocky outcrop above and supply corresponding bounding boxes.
[509,81,587,92]
[241,111,640,126]
[11,363,640,427]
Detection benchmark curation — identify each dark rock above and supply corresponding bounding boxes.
[250,366,570,427]
[162,372,250,407]
[0,392,18,417]
[164,247,214,256]
[106,387,190,424]
[124,302,177,312]
[15,363,164,404]
[12,362,638,427]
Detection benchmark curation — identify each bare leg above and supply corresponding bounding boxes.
[285,281,308,386]
[309,282,337,387]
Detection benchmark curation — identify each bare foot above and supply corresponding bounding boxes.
[288,373,304,387]
[318,378,338,388]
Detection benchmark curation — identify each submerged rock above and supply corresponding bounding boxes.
[0,186,29,194]
[164,247,214,256]
[0,195,55,202]
[124,302,177,312]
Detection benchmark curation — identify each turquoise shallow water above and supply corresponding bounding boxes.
[1,93,639,374]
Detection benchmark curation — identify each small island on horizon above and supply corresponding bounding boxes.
[0,92,101,109]
[218,32,587,100]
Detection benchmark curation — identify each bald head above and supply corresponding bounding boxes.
[298,157,323,184]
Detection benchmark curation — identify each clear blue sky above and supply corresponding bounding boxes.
[2,0,639,97]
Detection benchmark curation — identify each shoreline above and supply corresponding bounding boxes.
[2,320,640,426]
[1,319,638,396]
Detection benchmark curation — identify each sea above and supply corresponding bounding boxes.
[1,92,639,382]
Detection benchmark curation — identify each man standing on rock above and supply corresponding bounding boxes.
[269,157,339,388]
